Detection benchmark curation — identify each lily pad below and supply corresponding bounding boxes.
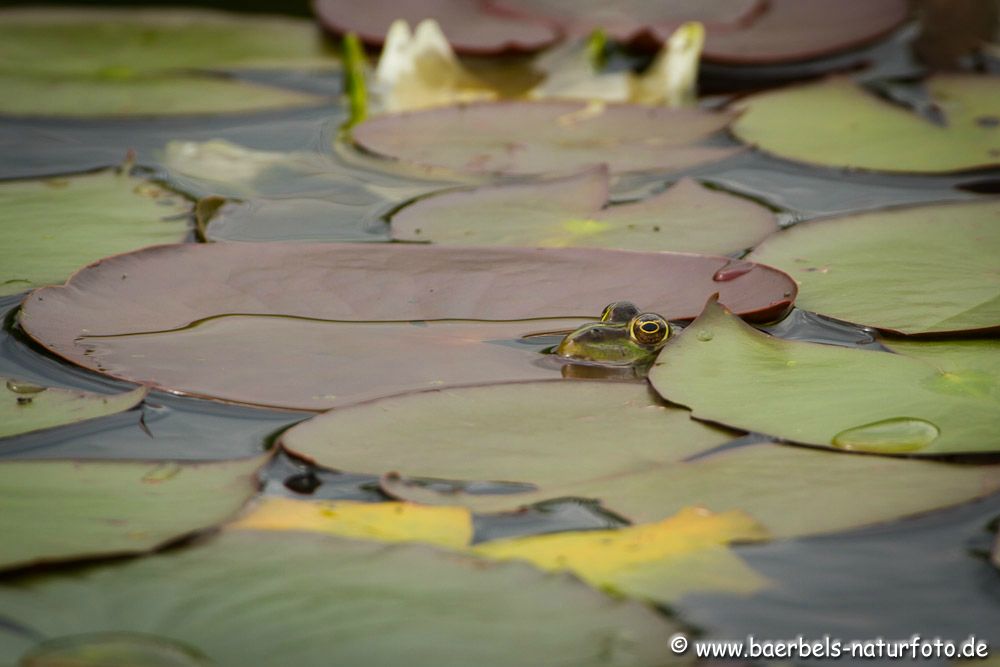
[490,0,764,45]
[490,0,907,62]
[0,8,335,75]
[203,197,388,243]
[351,101,741,176]
[0,455,267,571]
[162,140,356,199]
[231,496,769,606]
[20,243,796,410]
[746,199,1000,334]
[281,381,1000,537]
[472,507,771,603]
[0,170,191,297]
[701,0,909,64]
[230,497,473,550]
[732,76,1000,173]
[58,316,578,411]
[391,167,778,252]
[313,0,559,55]
[0,73,329,118]
[648,298,1000,455]
[0,8,335,117]
[1,378,146,439]
[161,139,441,240]
[0,531,681,667]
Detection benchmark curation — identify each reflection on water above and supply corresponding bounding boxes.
[759,307,883,349]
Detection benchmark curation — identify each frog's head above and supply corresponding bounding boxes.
[556,304,671,366]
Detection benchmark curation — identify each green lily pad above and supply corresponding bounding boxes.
[281,381,1000,537]
[161,139,441,241]
[19,243,795,410]
[391,167,778,252]
[162,140,387,199]
[648,298,1000,455]
[746,199,1000,335]
[1,378,146,439]
[0,170,191,297]
[732,75,1000,173]
[0,73,328,118]
[0,455,267,571]
[351,101,741,176]
[17,633,214,667]
[0,8,334,116]
[0,530,680,667]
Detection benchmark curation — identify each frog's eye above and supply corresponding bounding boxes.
[600,301,640,323]
[628,313,670,347]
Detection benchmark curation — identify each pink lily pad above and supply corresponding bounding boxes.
[702,0,910,65]
[20,243,795,410]
[391,166,778,253]
[312,0,559,56]
[489,0,764,47]
[351,101,741,177]
[491,0,907,63]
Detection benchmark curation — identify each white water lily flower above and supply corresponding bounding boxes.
[631,21,705,107]
[373,19,495,112]
[532,21,704,107]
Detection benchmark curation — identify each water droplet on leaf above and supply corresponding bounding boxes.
[5,380,46,394]
[832,417,939,454]
[142,462,182,483]
[696,331,714,341]
[712,260,754,282]
[21,632,215,667]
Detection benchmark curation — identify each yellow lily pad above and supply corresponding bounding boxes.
[229,496,767,605]
[229,497,472,550]
[473,507,770,603]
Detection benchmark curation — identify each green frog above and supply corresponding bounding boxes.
[556,301,671,366]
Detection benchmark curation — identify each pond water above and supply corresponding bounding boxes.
[1,3,999,665]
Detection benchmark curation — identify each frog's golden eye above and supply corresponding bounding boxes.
[628,313,670,347]
[600,301,640,323]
